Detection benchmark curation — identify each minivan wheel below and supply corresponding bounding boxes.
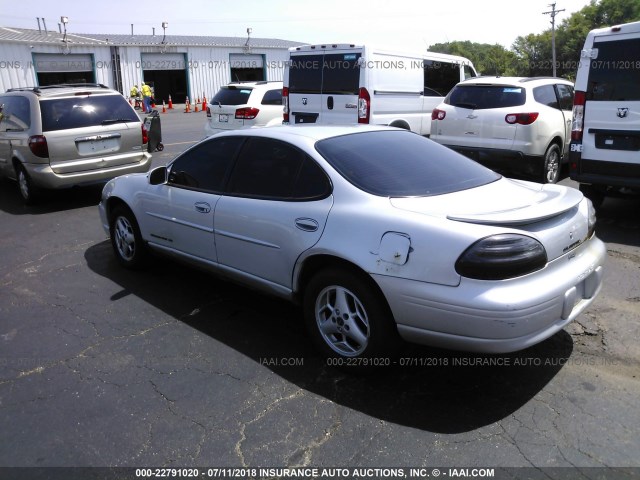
[109,205,148,269]
[15,164,39,205]
[303,268,399,362]
[543,144,561,184]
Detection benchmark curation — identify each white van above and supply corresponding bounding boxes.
[283,44,477,135]
[570,21,640,207]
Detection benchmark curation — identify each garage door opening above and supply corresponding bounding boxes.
[141,53,188,104]
[230,54,265,82]
[33,53,96,86]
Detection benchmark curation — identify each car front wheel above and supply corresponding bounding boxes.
[303,268,399,362]
[109,205,148,269]
[543,144,561,184]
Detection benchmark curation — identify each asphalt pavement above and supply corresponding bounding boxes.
[0,110,639,478]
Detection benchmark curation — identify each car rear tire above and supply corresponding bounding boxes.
[542,144,561,184]
[15,164,39,205]
[303,267,399,362]
[109,205,148,269]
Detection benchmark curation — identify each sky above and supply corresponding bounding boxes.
[1,0,593,50]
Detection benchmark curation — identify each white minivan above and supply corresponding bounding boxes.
[283,44,477,135]
[570,21,640,207]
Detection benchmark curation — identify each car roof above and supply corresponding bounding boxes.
[223,80,283,89]
[459,76,573,87]
[214,124,398,142]
[5,83,118,98]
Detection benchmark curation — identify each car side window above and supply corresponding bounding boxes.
[168,136,243,192]
[227,137,330,200]
[0,96,31,131]
[533,85,559,109]
[555,84,574,111]
[261,89,283,106]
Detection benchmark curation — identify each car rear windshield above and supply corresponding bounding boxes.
[211,87,252,106]
[315,130,500,197]
[40,94,138,131]
[588,38,640,101]
[445,85,526,109]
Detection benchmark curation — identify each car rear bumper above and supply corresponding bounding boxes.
[373,235,606,353]
[444,145,544,179]
[22,153,152,189]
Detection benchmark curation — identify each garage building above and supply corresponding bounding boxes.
[0,25,300,104]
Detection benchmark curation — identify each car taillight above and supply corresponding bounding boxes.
[432,108,446,121]
[206,106,211,118]
[235,107,259,120]
[28,135,49,158]
[358,87,370,124]
[505,113,539,125]
[571,91,586,142]
[141,123,148,144]
[282,86,289,123]
[455,234,547,280]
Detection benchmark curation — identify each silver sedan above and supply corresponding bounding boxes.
[99,125,606,360]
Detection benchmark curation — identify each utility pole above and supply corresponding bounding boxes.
[543,2,565,77]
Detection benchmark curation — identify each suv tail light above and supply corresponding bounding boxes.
[141,123,148,145]
[571,91,586,142]
[432,108,446,121]
[28,135,49,158]
[282,86,289,123]
[358,87,370,124]
[206,106,211,118]
[235,107,259,120]
[505,113,539,125]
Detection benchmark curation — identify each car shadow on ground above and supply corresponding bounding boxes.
[0,178,103,215]
[85,240,573,434]
[593,196,640,248]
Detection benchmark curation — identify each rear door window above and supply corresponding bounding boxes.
[288,53,361,95]
[588,38,640,101]
[40,95,138,131]
[261,89,283,105]
[533,85,559,108]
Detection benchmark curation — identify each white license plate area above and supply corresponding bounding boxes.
[77,137,119,154]
[219,114,229,123]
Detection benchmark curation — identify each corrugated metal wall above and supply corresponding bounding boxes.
[1,41,290,99]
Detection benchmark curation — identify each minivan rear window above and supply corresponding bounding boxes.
[211,87,252,106]
[40,95,138,131]
[446,85,526,109]
[588,38,640,101]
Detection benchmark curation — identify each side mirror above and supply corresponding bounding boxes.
[149,166,167,185]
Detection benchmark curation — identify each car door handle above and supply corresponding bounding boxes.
[327,96,334,110]
[295,218,319,232]
[194,202,211,213]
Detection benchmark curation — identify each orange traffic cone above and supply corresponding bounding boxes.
[194,100,199,113]
[202,94,207,111]
[162,101,167,113]
[168,95,173,109]
[151,99,156,108]
[184,97,191,113]
[142,101,147,113]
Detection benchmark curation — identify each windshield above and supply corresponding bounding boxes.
[315,130,500,197]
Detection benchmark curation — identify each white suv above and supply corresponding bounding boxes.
[204,81,283,137]
[430,77,574,183]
